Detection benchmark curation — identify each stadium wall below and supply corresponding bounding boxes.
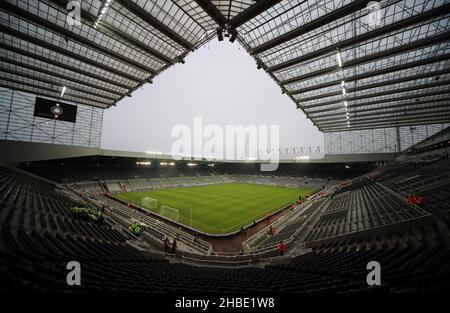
[0,87,103,147]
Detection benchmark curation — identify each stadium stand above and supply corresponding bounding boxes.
[1,0,450,296]
[304,177,432,242]
[1,155,450,293]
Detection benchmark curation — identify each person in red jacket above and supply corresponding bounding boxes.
[277,241,286,256]
[417,195,425,208]
[407,195,413,205]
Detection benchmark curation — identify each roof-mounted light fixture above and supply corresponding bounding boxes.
[217,28,224,41]
[229,29,238,43]
[60,86,66,98]
[336,50,343,68]
[94,0,113,29]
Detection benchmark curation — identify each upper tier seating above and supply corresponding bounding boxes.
[305,177,431,242]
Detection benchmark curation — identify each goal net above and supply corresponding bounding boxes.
[160,205,180,222]
[141,197,157,210]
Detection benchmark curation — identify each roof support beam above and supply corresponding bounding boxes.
[0,44,131,91]
[115,0,194,50]
[278,30,450,84]
[0,78,111,106]
[268,4,450,72]
[194,0,227,27]
[311,97,450,119]
[0,55,123,97]
[317,111,450,127]
[48,0,173,65]
[229,0,283,28]
[0,26,141,84]
[0,83,106,108]
[322,118,450,132]
[292,68,450,101]
[252,0,371,54]
[319,113,450,132]
[285,53,450,93]
[317,108,450,127]
[322,115,450,130]
[0,66,118,101]
[306,90,450,115]
[315,103,450,123]
[1,2,156,75]
[301,80,450,109]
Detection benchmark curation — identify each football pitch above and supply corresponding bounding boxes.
[115,183,314,234]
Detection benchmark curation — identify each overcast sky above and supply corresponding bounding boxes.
[101,39,324,155]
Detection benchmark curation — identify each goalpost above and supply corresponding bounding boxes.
[160,205,180,222]
[141,197,157,210]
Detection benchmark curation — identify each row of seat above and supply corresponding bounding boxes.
[305,178,430,242]
[100,195,212,253]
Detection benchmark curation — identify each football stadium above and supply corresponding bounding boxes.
[1,0,450,306]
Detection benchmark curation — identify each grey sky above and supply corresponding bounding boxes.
[101,40,324,154]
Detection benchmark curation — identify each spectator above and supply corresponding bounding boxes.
[417,195,425,208]
[277,241,286,256]
[407,195,414,205]
[171,238,177,254]
[164,237,170,253]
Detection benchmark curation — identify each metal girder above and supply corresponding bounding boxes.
[322,118,450,132]
[306,90,450,115]
[0,55,123,97]
[322,115,450,132]
[251,0,371,55]
[293,68,450,101]
[0,66,118,101]
[302,80,450,109]
[285,53,450,94]
[48,0,173,65]
[98,22,172,64]
[0,82,106,109]
[268,3,450,72]
[115,0,195,51]
[229,0,283,28]
[0,43,132,91]
[0,26,142,84]
[1,2,156,75]
[315,103,450,123]
[322,114,450,130]
[0,78,111,106]
[311,97,450,119]
[318,111,450,127]
[194,0,227,27]
[279,30,450,84]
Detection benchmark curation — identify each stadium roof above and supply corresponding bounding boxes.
[1,0,449,132]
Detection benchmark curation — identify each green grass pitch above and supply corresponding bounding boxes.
[115,183,314,234]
